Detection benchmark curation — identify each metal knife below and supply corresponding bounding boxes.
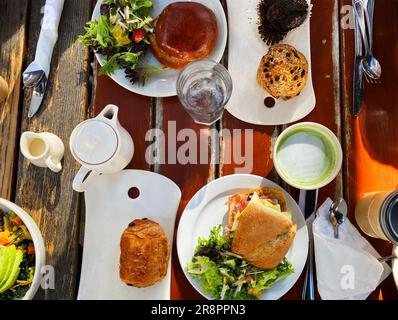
[353,0,365,117]
[299,189,319,300]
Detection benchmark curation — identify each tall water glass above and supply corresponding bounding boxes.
[177,59,233,126]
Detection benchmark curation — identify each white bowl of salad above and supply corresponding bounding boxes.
[0,199,45,300]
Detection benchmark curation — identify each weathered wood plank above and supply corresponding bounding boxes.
[159,97,212,300]
[0,0,28,199]
[283,0,342,300]
[14,0,93,299]
[341,0,398,300]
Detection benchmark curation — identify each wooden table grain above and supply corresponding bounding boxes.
[0,0,397,300]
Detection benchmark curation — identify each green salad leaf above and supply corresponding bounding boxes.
[99,52,142,76]
[196,225,229,253]
[79,0,159,85]
[187,256,223,299]
[79,15,115,48]
[187,225,295,300]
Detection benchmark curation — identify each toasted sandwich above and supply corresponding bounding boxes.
[226,187,297,270]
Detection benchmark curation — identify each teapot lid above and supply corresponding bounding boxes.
[72,120,118,165]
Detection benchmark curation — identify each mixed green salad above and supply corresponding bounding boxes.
[79,0,163,85]
[0,210,35,300]
[187,225,294,300]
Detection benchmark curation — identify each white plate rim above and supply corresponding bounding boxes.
[177,174,309,300]
[92,0,228,98]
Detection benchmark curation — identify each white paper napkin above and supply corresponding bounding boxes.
[35,0,65,76]
[313,198,392,300]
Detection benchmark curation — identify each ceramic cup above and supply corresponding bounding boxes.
[273,122,343,190]
[69,104,134,193]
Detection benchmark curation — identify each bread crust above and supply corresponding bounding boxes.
[226,187,288,238]
[150,2,217,69]
[257,44,308,100]
[119,219,170,287]
[231,200,297,269]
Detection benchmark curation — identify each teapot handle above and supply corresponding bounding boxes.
[97,104,119,125]
[72,167,99,193]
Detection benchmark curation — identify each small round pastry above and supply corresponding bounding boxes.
[149,2,218,69]
[119,219,170,288]
[257,44,308,100]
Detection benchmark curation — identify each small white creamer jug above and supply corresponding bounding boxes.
[70,104,134,192]
[20,132,64,173]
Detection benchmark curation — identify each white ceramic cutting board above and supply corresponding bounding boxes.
[77,170,181,300]
[226,0,316,125]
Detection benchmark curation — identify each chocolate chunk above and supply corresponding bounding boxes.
[301,69,306,77]
[294,75,298,80]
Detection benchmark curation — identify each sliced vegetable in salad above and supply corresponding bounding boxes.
[0,210,35,300]
[79,0,163,85]
[187,225,294,300]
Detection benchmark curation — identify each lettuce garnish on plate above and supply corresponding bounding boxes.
[79,0,164,85]
[187,225,294,300]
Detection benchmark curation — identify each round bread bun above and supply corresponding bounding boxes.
[149,2,218,69]
[257,44,308,100]
[119,219,170,288]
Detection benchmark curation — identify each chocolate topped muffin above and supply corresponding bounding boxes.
[258,0,309,45]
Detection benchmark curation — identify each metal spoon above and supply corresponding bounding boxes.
[354,0,382,79]
[22,62,46,88]
[329,198,348,239]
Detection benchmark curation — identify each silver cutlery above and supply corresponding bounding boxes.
[352,0,365,116]
[22,62,46,88]
[329,198,347,239]
[22,0,65,118]
[354,0,382,81]
[299,189,319,300]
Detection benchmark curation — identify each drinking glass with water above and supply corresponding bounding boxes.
[177,59,233,125]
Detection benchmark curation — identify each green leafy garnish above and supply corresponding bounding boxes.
[79,15,115,48]
[187,225,295,300]
[99,52,142,76]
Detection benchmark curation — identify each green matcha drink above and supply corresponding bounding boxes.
[273,123,342,190]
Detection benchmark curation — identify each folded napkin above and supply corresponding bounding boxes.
[313,198,392,300]
[35,0,65,76]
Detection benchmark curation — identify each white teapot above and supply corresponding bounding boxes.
[70,104,134,192]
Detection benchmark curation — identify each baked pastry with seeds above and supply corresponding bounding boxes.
[257,44,308,100]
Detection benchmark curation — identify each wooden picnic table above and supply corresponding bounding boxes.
[0,0,397,300]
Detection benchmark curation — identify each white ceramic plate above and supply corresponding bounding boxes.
[92,0,228,97]
[77,170,181,300]
[0,199,45,300]
[226,0,316,125]
[177,174,309,300]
